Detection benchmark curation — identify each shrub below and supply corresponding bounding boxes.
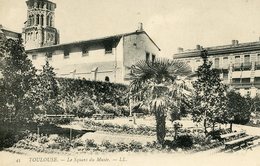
[85,139,97,148]
[100,103,117,115]
[118,106,130,117]
[175,134,193,149]
[0,128,16,149]
[77,98,96,118]
[101,140,116,151]
[116,142,129,151]
[129,140,143,151]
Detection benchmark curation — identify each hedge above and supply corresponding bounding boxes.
[57,78,129,107]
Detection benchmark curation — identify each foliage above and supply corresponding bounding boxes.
[100,103,117,115]
[173,121,183,140]
[85,139,97,148]
[226,91,252,126]
[175,134,193,148]
[129,58,191,146]
[77,97,97,117]
[118,105,130,116]
[58,78,128,108]
[34,61,61,114]
[0,38,37,123]
[84,120,158,136]
[192,50,228,133]
[129,140,143,151]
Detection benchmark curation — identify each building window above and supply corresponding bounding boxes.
[257,54,260,62]
[64,50,70,59]
[243,55,251,70]
[223,72,228,79]
[46,52,52,61]
[244,55,250,63]
[255,77,260,84]
[146,52,150,62]
[105,76,110,82]
[152,54,156,62]
[241,78,250,83]
[104,44,113,54]
[223,57,229,69]
[235,56,240,63]
[32,54,37,60]
[214,58,219,69]
[232,78,240,83]
[234,56,241,71]
[82,48,89,57]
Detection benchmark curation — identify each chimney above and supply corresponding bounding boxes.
[137,22,143,32]
[196,45,201,50]
[232,40,239,46]
[177,47,184,53]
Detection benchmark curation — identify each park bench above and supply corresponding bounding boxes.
[92,114,115,120]
[220,131,246,142]
[224,135,255,151]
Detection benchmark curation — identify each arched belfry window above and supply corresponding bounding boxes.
[50,16,53,27]
[46,15,49,26]
[36,14,40,25]
[40,15,44,25]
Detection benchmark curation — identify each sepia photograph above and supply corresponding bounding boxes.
[0,0,260,165]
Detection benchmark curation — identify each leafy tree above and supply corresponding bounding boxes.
[192,50,227,134]
[129,58,191,146]
[34,60,61,114]
[0,38,37,123]
[226,91,252,130]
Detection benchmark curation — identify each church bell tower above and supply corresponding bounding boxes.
[22,0,60,50]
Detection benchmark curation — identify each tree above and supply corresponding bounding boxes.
[35,60,61,114]
[129,58,191,146]
[226,91,252,130]
[0,38,37,123]
[192,50,227,134]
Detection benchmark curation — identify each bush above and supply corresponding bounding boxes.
[101,103,117,115]
[0,128,16,149]
[58,78,128,107]
[77,98,96,118]
[175,134,193,149]
[116,142,129,151]
[207,129,222,140]
[233,115,250,125]
[85,139,97,148]
[118,106,130,117]
[101,140,116,151]
[129,140,143,151]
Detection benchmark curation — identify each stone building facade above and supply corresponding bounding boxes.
[173,39,260,97]
[26,29,160,84]
[0,25,21,41]
[23,0,160,84]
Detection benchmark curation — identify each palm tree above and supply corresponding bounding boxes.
[129,58,191,146]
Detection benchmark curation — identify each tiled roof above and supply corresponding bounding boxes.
[174,41,260,59]
[26,30,160,53]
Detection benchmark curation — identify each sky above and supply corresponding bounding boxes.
[1,0,260,58]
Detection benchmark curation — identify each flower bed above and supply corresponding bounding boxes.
[84,120,158,136]
[11,133,223,154]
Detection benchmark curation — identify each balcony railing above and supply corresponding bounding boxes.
[255,61,260,70]
[232,62,252,71]
[233,63,242,71]
[242,62,252,70]
[231,82,252,88]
